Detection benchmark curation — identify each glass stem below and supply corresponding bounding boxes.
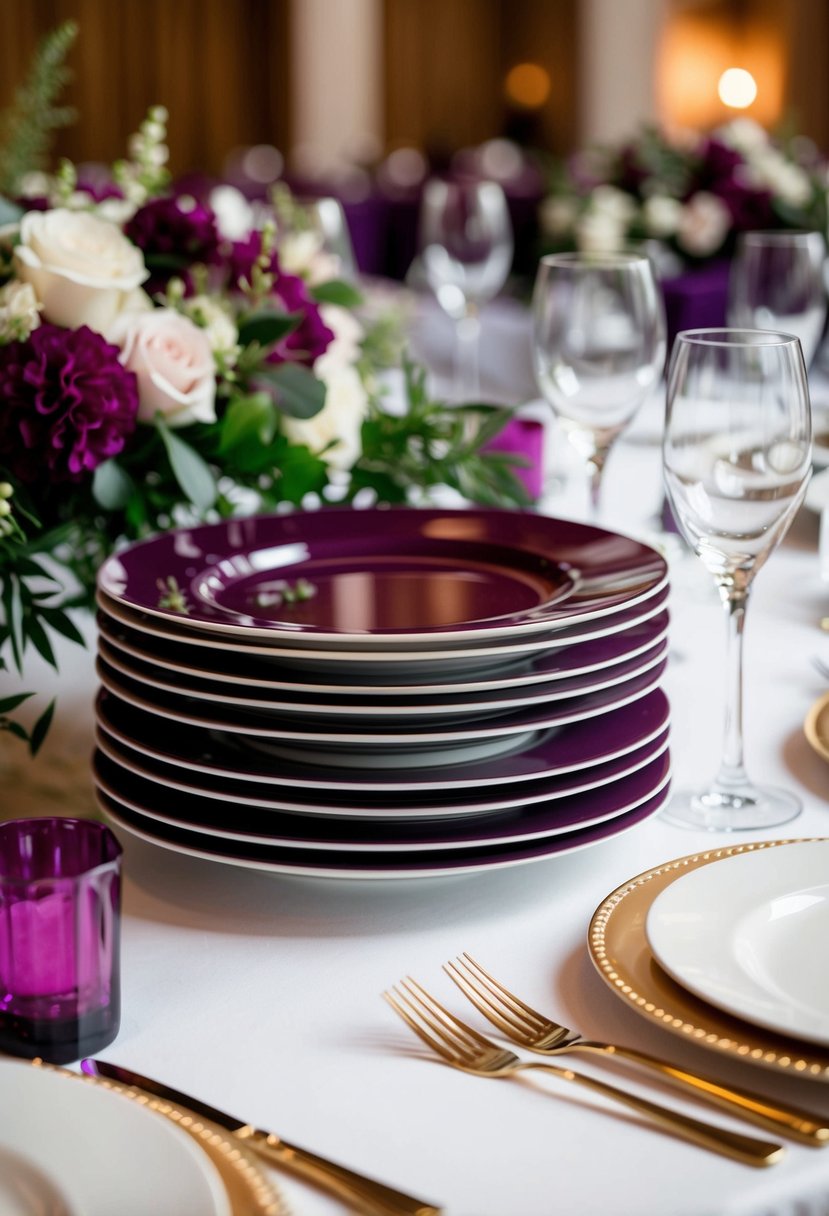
[454,308,481,401]
[586,447,609,523]
[713,581,750,793]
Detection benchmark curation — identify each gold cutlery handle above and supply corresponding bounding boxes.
[242,1128,441,1216]
[520,1061,784,1167]
[582,1043,829,1147]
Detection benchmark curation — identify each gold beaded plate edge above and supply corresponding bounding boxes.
[588,838,829,1080]
[35,1061,288,1215]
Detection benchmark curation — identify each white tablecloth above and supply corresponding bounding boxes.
[4,297,829,1216]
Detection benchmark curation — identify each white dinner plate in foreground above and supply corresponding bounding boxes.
[0,1060,280,1216]
[646,840,829,1046]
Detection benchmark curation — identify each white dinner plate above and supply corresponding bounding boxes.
[0,1060,232,1216]
[646,840,829,1047]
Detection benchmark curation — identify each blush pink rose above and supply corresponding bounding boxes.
[109,307,216,427]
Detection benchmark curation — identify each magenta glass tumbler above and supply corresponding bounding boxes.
[0,817,122,1064]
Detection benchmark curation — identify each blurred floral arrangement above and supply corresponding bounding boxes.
[540,118,829,268]
[0,23,528,750]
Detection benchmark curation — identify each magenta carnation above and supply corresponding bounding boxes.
[0,324,139,485]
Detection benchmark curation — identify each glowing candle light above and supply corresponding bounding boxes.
[718,67,758,109]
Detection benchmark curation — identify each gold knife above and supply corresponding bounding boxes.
[82,1059,441,1216]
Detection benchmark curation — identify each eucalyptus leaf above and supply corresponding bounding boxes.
[254,363,326,419]
[0,196,23,225]
[93,459,135,510]
[0,692,34,714]
[218,393,277,455]
[310,279,363,308]
[157,422,217,510]
[238,310,302,349]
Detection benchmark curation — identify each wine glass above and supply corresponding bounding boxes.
[662,328,812,830]
[532,252,666,521]
[418,177,513,399]
[728,230,828,366]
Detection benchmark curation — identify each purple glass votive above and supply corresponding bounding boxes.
[0,817,122,1064]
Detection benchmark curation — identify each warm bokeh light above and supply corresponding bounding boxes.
[656,11,782,130]
[718,67,758,109]
[504,62,551,110]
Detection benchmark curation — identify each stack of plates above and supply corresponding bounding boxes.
[92,506,672,880]
[589,840,829,1078]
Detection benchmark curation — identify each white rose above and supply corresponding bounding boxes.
[14,208,148,332]
[716,118,770,155]
[278,230,341,285]
[0,281,41,342]
[642,195,683,238]
[590,185,637,224]
[208,185,255,241]
[110,307,216,427]
[676,192,731,257]
[282,362,367,470]
[575,211,625,254]
[319,303,363,369]
[539,195,578,237]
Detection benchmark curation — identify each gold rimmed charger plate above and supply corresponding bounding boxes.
[588,838,829,1080]
[35,1061,288,1215]
[805,692,829,763]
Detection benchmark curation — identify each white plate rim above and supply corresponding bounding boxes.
[645,840,829,1046]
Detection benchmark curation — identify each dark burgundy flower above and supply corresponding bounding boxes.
[0,323,139,485]
[269,269,334,366]
[125,195,220,294]
[224,232,334,366]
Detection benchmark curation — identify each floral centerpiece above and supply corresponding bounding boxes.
[0,24,528,750]
[540,119,829,266]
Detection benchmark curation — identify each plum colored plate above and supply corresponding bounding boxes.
[94,720,669,820]
[95,655,666,745]
[94,686,670,791]
[92,749,670,852]
[96,506,667,643]
[96,608,670,697]
[95,582,670,674]
[95,784,670,880]
[95,633,668,721]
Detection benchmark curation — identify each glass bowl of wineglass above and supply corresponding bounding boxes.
[417,177,513,399]
[662,327,812,830]
[532,251,665,521]
[728,229,827,367]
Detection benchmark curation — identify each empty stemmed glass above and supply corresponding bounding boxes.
[418,177,513,399]
[728,230,827,367]
[662,328,812,830]
[532,252,665,521]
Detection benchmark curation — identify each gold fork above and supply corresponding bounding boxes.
[444,953,829,1147]
[384,977,784,1167]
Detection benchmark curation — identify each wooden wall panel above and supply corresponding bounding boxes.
[0,0,291,177]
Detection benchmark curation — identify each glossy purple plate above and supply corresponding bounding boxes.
[96,506,667,643]
[94,720,669,819]
[94,686,670,790]
[92,749,671,851]
[95,656,666,746]
[95,784,671,879]
[96,585,670,674]
[96,608,670,697]
[95,634,668,721]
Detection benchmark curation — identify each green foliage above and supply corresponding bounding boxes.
[352,359,532,509]
[0,20,78,198]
